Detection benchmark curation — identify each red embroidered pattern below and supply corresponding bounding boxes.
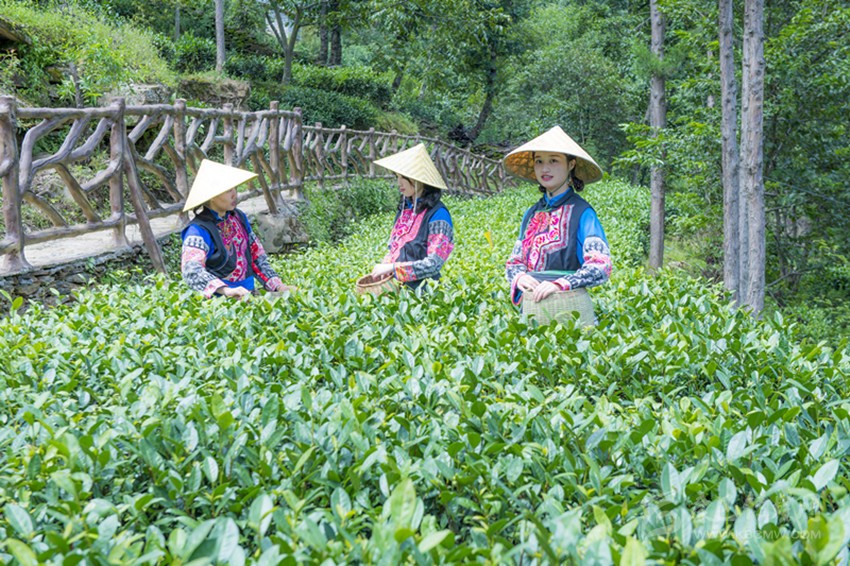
[428,233,453,260]
[219,214,250,281]
[521,205,573,271]
[385,208,428,262]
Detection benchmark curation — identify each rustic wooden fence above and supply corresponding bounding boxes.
[0,96,511,275]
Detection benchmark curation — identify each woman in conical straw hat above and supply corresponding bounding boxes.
[369,143,454,289]
[181,159,292,299]
[503,126,612,324]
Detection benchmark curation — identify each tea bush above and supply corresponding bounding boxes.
[1,180,848,564]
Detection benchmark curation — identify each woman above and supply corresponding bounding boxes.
[503,126,612,320]
[181,159,290,299]
[369,143,454,289]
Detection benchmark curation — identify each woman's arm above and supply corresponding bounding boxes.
[393,209,454,282]
[181,227,227,298]
[554,209,612,290]
[246,229,285,291]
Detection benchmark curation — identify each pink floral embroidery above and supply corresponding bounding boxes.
[521,206,572,271]
[427,233,454,260]
[219,214,250,282]
[385,208,428,262]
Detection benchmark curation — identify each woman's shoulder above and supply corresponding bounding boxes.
[428,206,452,223]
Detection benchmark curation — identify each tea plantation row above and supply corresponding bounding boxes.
[1,182,848,564]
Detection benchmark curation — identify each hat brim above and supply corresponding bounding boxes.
[373,143,448,190]
[503,126,603,185]
[183,160,258,212]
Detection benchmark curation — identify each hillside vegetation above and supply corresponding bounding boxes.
[2,181,848,564]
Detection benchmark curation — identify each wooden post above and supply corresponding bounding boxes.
[368,127,376,178]
[223,103,234,165]
[108,98,128,248]
[315,122,324,189]
[124,143,167,274]
[288,107,304,200]
[0,96,29,272]
[340,125,348,182]
[269,101,281,196]
[480,159,488,194]
[173,99,189,199]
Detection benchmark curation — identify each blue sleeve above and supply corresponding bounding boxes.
[428,207,453,228]
[577,209,609,263]
[182,224,215,254]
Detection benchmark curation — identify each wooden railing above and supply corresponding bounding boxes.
[0,96,512,275]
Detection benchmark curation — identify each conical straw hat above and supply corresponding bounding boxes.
[183,160,258,212]
[373,143,448,190]
[504,126,603,185]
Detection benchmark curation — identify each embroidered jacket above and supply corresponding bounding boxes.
[382,199,454,287]
[181,208,284,298]
[505,189,612,305]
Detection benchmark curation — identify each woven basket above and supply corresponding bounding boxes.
[355,273,398,296]
[522,288,596,327]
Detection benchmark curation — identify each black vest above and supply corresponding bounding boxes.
[186,208,255,280]
[519,191,591,275]
[394,202,448,288]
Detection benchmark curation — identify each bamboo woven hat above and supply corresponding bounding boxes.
[183,160,258,212]
[504,126,603,185]
[373,143,448,190]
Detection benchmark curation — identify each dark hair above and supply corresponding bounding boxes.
[534,153,584,193]
[398,178,442,214]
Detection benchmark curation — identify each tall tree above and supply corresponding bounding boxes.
[741,0,765,314]
[648,0,667,270]
[264,0,313,84]
[719,0,740,300]
[215,0,225,72]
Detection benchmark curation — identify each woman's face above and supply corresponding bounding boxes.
[209,188,238,213]
[397,175,419,198]
[533,152,575,193]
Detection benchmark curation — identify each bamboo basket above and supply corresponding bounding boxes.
[355,274,398,296]
[522,288,596,327]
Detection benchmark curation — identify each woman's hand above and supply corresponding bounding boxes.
[219,286,251,300]
[517,273,540,293]
[371,263,395,279]
[531,281,560,302]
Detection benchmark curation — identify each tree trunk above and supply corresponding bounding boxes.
[648,0,667,271]
[468,48,497,142]
[719,0,740,301]
[392,69,404,93]
[330,26,342,66]
[741,0,766,315]
[318,0,328,65]
[215,0,225,72]
[174,5,181,42]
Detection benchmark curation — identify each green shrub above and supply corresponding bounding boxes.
[298,178,399,243]
[0,0,174,105]
[2,179,849,564]
[277,85,379,129]
[292,63,393,108]
[174,32,216,73]
[225,53,285,83]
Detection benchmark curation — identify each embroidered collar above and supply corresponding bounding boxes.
[544,188,574,208]
[205,207,234,222]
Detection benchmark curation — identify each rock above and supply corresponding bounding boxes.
[251,210,309,254]
[177,76,251,110]
[0,17,32,46]
[103,83,174,107]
